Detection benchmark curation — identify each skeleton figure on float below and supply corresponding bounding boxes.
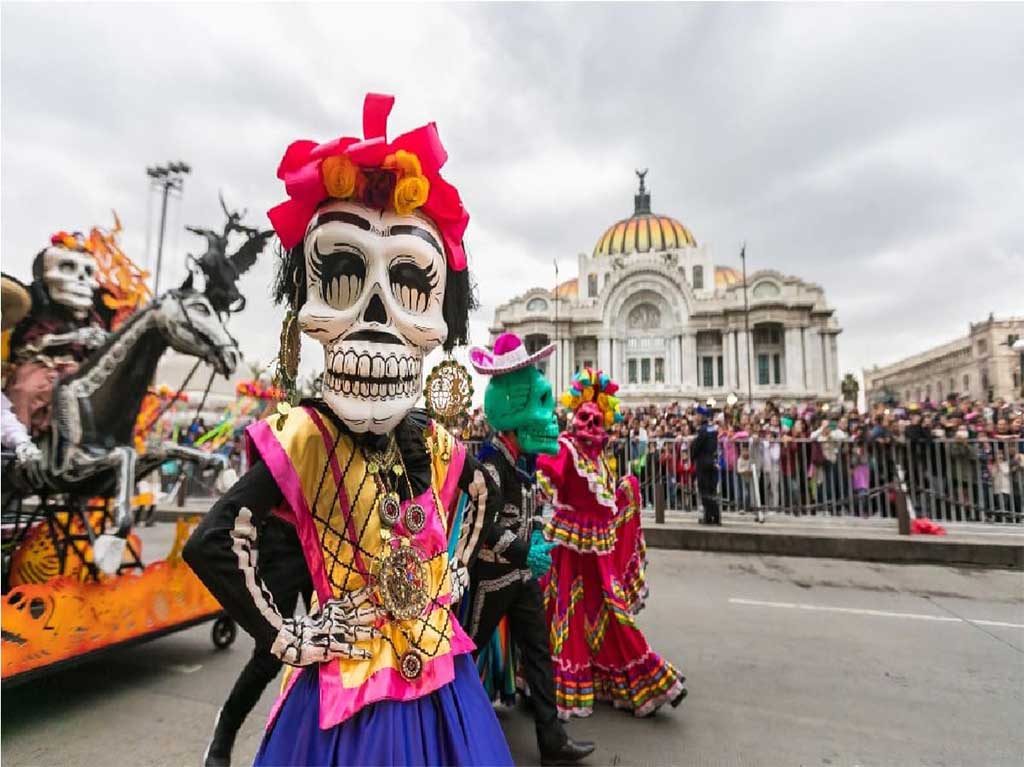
[185,93,516,767]
[3,220,245,575]
[4,233,108,476]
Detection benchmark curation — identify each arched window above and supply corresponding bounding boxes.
[692,265,704,290]
[587,273,598,297]
[525,297,548,313]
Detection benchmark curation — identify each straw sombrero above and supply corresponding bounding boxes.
[2,273,32,331]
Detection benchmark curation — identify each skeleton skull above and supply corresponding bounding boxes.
[42,246,98,320]
[298,200,448,434]
[571,402,609,459]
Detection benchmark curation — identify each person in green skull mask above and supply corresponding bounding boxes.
[463,333,596,765]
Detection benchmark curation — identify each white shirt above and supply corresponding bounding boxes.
[1,392,31,450]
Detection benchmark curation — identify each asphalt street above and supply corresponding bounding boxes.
[2,524,1021,767]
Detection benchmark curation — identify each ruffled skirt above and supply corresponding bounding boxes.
[541,506,685,720]
[254,654,514,766]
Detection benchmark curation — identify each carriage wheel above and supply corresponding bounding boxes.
[211,616,237,649]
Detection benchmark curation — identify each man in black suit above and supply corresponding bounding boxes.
[692,405,721,525]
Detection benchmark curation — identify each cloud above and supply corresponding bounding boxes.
[3,2,1022,401]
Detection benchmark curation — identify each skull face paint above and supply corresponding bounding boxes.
[298,200,448,434]
[571,402,608,459]
[483,367,559,456]
[42,246,98,320]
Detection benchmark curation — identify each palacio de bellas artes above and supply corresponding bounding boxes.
[491,170,842,405]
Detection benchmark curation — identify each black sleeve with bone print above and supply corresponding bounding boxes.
[451,450,506,569]
[183,459,311,651]
[184,408,498,650]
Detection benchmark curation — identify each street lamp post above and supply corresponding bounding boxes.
[553,257,560,395]
[146,161,191,295]
[740,243,753,409]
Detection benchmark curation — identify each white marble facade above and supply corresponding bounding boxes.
[489,173,841,406]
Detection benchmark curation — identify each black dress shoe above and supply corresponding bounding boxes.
[671,686,688,707]
[203,708,238,767]
[540,737,596,766]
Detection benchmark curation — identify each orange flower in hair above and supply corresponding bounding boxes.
[393,175,430,216]
[386,150,430,216]
[321,155,358,199]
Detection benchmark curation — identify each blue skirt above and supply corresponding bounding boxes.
[254,653,514,766]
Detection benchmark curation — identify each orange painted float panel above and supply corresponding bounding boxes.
[2,518,221,680]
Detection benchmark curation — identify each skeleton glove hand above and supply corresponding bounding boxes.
[80,326,109,349]
[448,558,470,604]
[271,588,380,667]
[14,441,45,486]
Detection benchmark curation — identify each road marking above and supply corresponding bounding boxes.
[167,663,203,674]
[729,598,1024,629]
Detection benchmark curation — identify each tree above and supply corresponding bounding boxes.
[841,372,860,405]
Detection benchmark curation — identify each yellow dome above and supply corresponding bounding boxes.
[593,171,697,258]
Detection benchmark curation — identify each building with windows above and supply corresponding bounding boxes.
[863,316,1024,405]
[489,172,842,405]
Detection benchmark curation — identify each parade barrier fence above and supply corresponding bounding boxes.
[608,437,1023,524]
[159,435,1023,525]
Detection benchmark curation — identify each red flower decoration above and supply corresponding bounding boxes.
[267,93,469,271]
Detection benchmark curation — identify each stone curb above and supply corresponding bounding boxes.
[154,505,1023,570]
[642,524,1024,570]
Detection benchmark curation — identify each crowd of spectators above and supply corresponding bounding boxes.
[454,393,1024,521]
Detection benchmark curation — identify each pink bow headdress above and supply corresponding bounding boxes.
[267,93,470,271]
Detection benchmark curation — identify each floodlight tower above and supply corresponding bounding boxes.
[146,161,191,295]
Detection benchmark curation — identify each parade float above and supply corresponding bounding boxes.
[1,205,270,684]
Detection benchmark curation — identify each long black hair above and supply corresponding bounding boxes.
[272,242,476,352]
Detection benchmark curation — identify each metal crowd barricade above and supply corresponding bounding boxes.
[612,435,1023,524]
[187,431,1023,525]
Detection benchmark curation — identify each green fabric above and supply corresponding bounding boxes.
[526,529,556,578]
[483,366,559,456]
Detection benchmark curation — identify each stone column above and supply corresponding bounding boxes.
[723,330,735,392]
[736,329,752,396]
[598,336,611,372]
[804,326,823,394]
[681,332,698,391]
[784,326,805,394]
[827,332,839,397]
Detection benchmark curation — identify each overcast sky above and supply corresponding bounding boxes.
[3,2,1022,397]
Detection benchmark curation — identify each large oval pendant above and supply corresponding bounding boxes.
[371,540,429,621]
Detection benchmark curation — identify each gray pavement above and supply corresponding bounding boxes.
[2,524,1022,767]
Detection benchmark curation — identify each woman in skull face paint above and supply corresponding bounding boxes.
[184,94,513,767]
[537,370,687,720]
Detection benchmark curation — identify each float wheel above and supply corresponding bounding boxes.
[211,616,237,649]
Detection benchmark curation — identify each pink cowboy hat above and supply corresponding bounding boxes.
[470,332,554,376]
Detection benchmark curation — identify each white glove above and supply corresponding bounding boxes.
[271,589,381,667]
[215,467,238,493]
[14,441,45,486]
[449,559,470,604]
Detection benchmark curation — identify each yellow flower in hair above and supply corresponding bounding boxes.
[597,393,609,411]
[322,155,358,199]
[581,386,594,402]
[385,150,423,179]
[393,174,430,216]
[560,391,575,408]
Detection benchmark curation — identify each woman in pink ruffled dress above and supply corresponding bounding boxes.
[537,370,686,720]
